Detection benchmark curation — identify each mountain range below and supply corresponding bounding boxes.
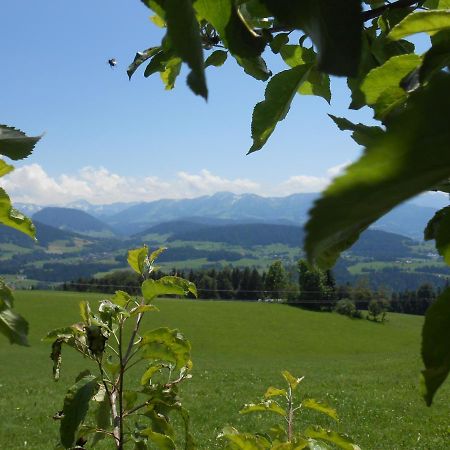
[16,191,447,239]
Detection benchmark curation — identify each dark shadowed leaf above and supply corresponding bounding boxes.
[205,50,228,68]
[195,0,266,58]
[421,288,450,405]
[424,206,450,264]
[305,74,450,269]
[60,375,98,448]
[127,47,161,79]
[235,55,271,81]
[262,0,363,76]
[165,0,207,98]
[0,124,41,160]
[329,115,385,147]
[0,307,29,346]
[419,30,450,82]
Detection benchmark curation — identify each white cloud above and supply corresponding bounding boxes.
[2,163,349,205]
[326,161,351,178]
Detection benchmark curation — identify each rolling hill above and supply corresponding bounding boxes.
[33,207,117,238]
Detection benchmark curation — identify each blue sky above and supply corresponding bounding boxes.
[0,1,412,205]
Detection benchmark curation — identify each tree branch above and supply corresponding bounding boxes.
[362,0,421,21]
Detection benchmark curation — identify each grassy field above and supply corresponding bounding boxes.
[0,291,449,449]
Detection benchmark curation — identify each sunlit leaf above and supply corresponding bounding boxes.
[142,276,197,301]
[140,363,164,385]
[0,188,35,239]
[140,327,191,369]
[421,288,450,405]
[219,426,271,449]
[128,246,148,275]
[361,54,421,118]
[240,400,287,417]
[389,10,450,40]
[160,56,182,90]
[140,429,176,450]
[305,74,450,269]
[302,398,338,421]
[264,386,287,398]
[249,65,311,153]
[304,426,360,450]
[282,370,304,390]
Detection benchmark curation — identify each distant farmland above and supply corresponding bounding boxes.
[0,291,448,449]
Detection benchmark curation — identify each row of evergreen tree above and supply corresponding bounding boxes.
[61,260,442,316]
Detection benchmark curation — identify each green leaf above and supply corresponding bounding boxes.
[60,375,98,448]
[388,10,450,41]
[419,30,450,82]
[423,0,450,8]
[160,56,182,90]
[421,288,450,405]
[279,45,330,102]
[128,246,148,275]
[127,47,161,79]
[194,0,266,58]
[328,115,385,147]
[302,398,338,421]
[219,426,271,449]
[304,426,360,450]
[0,307,29,346]
[0,159,13,177]
[205,50,228,68]
[148,246,167,264]
[264,386,287,398]
[140,327,191,369]
[140,363,164,385]
[305,74,450,269]
[0,124,41,160]
[79,300,91,324]
[235,56,271,81]
[91,395,111,446]
[112,290,133,308]
[140,429,176,450]
[142,276,197,301]
[281,370,303,391]
[249,65,311,153]
[269,33,289,54]
[0,279,15,310]
[132,304,159,315]
[0,188,35,239]
[361,54,422,118]
[261,0,363,76]
[164,0,207,98]
[240,400,287,417]
[424,206,450,264]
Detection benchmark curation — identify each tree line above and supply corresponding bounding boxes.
[61,260,441,316]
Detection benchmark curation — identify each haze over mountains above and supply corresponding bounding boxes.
[17,191,447,239]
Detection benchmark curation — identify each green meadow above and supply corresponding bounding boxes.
[0,291,448,449]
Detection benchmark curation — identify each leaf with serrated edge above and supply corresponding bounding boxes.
[389,10,450,40]
[249,65,311,153]
[0,124,41,160]
[421,287,450,405]
[302,398,338,420]
[305,75,450,269]
[329,115,384,148]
